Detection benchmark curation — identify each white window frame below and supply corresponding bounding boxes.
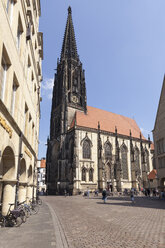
[1,58,8,101]
[6,0,14,25]
[10,82,17,116]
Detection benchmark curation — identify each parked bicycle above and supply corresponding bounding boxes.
[3,203,23,227]
[29,198,39,215]
[0,203,6,227]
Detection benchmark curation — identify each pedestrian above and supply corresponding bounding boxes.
[64,189,67,197]
[86,188,90,198]
[130,189,135,204]
[102,189,107,203]
[94,189,98,197]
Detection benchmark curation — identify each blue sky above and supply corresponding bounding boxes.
[38,0,165,159]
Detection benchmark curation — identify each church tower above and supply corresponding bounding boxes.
[46,7,87,194]
[50,6,87,140]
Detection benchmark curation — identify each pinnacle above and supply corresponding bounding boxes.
[60,7,79,61]
[68,6,72,14]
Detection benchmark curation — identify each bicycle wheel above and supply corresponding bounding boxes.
[37,199,42,205]
[14,217,23,227]
[20,210,27,223]
[30,204,39,215]
[25,208,30,218]
[0,216,6,227]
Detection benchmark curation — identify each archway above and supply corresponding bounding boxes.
[1,146,16,215]
[18,158,27,203]
[20,159,26,182]
[26,165,33,202]
[105,162,113,192]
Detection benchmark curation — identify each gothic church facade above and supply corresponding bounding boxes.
[46,7,153,195]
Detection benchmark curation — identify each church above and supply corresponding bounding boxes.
[46,7,153,195]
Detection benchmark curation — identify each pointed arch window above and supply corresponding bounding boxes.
[89,168,94,182]
[121,144,128,179]
[82,168,86,181]
[104,142,112,159]
[135,147,140,173]
[145,149,150,172]
[83,140,91,159]
[68,138,74,163]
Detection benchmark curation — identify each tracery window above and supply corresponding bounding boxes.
[68,138,74,163]
[89,168,94,181]
[82,168,86,181]
[105,142,112,159]
[145,149,150,172]
[83,140,91,159]
[135,147,140,172]
[121,144,128,179]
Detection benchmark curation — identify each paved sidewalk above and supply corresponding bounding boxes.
[0,196,164,248]
[0,202,56,248]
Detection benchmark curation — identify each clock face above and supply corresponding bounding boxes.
[72,95,78,103]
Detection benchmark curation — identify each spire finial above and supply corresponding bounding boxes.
[68,6,72,14]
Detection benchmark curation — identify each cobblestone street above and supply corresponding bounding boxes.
[0,195,165,248]
[45,195,165,248]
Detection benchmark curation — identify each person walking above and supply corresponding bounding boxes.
[130,188,135,204]
[102,189,107,204]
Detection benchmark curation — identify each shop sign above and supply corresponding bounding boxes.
[0,115,12,138]
[24,147,32,159]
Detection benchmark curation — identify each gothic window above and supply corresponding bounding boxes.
[145,149,150,172]
[83,140,91,159]
[82,168,86,181]
[135,147,140,172]
[89,168,94,181]
[69,138,74,163]
[104,142,112,160]
[121,143,128,179]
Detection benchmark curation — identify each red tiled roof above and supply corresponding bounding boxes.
[148,169,157,180]
[150,143,154,150]
[71,106,146,140]
[40,159,46,168]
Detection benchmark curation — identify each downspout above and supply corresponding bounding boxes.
[15,132,23,208]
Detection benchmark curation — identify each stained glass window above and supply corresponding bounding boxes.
[145,149,150,172]
[121,144,128,179]
[83,140,91,159]
[135,147,140,172]
[89,168,93,181]
[105,143,112,159]
[82,168,86,181]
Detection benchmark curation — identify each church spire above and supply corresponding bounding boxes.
[61,7,78,61]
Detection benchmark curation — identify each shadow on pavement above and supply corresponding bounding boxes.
[96,197,165,210]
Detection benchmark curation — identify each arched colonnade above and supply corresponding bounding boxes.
[0,146,35,215]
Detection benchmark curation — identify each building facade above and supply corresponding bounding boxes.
[153,76,165,193]
[37,158,46,193]
[46,7,153,195]
[0,0,43,214]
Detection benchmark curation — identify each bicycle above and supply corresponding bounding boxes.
[29,199,39,215]
[17,201,29,221]
[0,203,6,227]
[4,203,23,227]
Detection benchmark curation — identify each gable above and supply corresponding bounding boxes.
[154,76,165,132]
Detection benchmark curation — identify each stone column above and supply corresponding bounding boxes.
[18,183,27,203]
[2,180,16,216]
